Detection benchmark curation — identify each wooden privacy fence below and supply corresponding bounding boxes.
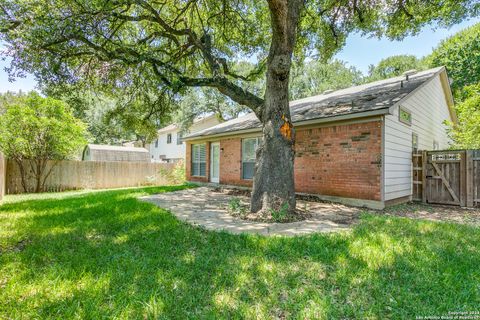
[0,153,6,201]
[5,160,177,194]
[413,150,480,207]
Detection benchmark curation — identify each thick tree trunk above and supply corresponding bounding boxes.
[16,159,29,193]
[250,0,303,214]
[34,160,42,193]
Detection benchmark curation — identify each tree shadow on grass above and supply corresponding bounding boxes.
[1,188,479,319]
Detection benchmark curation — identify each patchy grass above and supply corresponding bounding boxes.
[1,186,479,319]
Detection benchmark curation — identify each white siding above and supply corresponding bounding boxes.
[149,116,219,162]
[383,74,453,201]
[149,128,183,162]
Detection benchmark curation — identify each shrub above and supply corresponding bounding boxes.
[227,198,248,218]
[0,92,88,193]
[159,160,186,185]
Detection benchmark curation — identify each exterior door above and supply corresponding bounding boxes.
[210,143,220,183]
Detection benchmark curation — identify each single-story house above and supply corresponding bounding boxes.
[183,66,456,209]
[82,144,150,162]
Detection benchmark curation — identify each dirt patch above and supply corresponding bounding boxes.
[377,202,480,226]
[212,186,251,197]
[223,194,309,223]
[216,186,360,224]
[213,186,336,204]
[216,187,310,222]
[242,209,310,223]
[213,186,480,226]
[0,238,31,254]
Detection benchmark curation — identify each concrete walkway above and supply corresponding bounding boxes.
[140,187,361,236]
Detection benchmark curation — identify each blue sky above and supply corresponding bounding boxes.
[1,17,479,93]
[336,17,480,73]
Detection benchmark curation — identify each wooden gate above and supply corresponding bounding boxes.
[425,150,465,206]
[413,150,480,207]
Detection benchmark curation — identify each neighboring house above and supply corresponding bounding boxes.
[149,115,220,163]
[82,144,150,162]
[122,140,145,148]
[183,67,456,209]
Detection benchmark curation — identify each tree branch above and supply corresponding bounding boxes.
[0,4,21,32]
[0,20,20,32]
[178,75,264,112]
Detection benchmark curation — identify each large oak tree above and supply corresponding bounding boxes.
[0,0,478,213]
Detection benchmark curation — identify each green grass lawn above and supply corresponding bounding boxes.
[1,186,479,319]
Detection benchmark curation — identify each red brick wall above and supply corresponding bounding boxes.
[186,138,253,186]
[295,121,382,201]
[219,138,252,187]
[186,120,382,201]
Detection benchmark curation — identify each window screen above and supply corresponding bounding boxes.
[191,144,206,176]
[399,106,412,125]
[242,138,260,180]
[176,132,183,145]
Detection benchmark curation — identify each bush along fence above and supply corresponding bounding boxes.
[413,150,480,208]
[0,152,6,201]
[5,159,179,194]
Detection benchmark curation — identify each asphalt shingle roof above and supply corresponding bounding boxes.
[185,67,444,139]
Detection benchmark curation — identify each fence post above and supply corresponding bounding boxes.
[421,150,427,203]
[460,151,466,207]
[466,150,474,208]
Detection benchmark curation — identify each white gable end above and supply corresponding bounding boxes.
[383,72,454,201]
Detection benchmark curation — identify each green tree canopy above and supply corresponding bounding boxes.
[424,23,480,149]
[43,81,175,146]
[290,60,363,100]
[426,22,480,95]
[448,84,480,149]
[0,92,88,192]
[366,55,427,81]
[0,90,28,114]
[173,88,248,132]
[173,61,264,130]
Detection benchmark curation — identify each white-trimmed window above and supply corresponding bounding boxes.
[176,132,183,145]
[191,144,206,176]
[167,134,172,144]
[399,106,412,125]
[242,137,261,180]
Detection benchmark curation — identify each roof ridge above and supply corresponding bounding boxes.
[185,66,445,140]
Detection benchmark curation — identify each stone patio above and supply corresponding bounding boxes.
[140,187,361,236]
